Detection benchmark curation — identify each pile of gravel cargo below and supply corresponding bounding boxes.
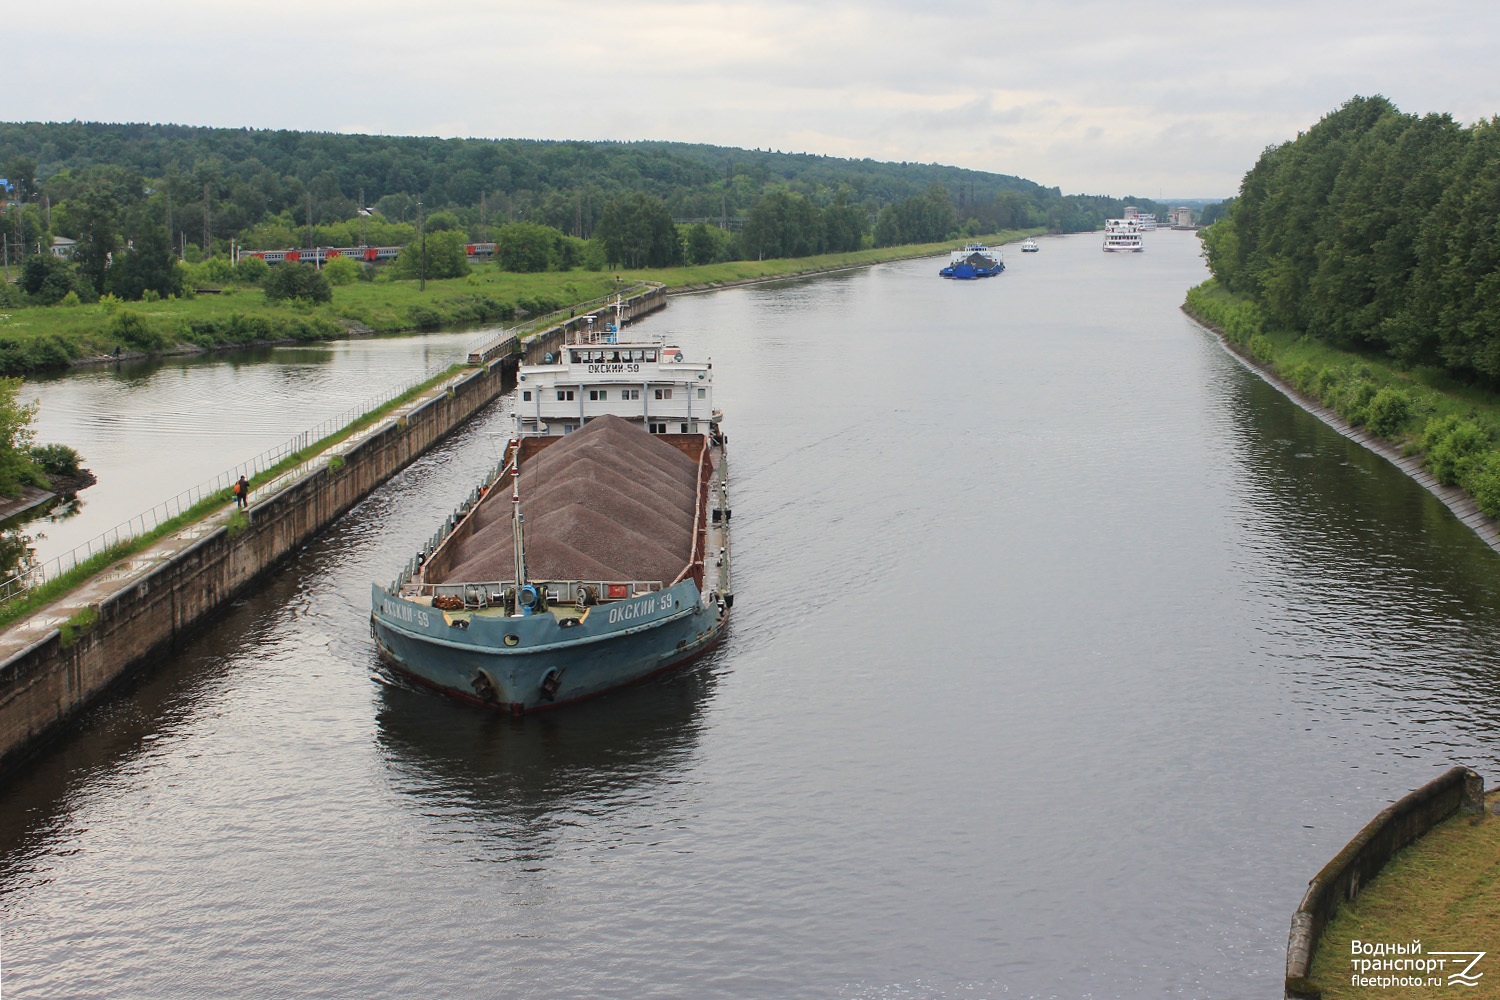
[435,414,700,585]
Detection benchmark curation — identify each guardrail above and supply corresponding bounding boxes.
[463,283,659,367]
[0,358,462,606]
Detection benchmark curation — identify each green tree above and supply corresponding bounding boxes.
[20,255,80,305]
[742,190,822,259]
[0,377,45,499]
[109,221,184,301]
[391,229,470,280]
[683,222,733,265]
[263,262,332,303]
[595,193,680,268]
[69,182,119,294]
[494,221,557,272]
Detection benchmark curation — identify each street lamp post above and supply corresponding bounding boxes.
[417,198,426,292]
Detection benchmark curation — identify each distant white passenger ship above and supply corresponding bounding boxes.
[1102,219,1145,253]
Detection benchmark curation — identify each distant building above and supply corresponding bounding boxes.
[1170,206,1195,229]
[50,236,77,259]
[1123,205,1140,220]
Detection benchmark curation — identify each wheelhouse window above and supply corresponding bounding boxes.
[654,388,673,400]
[556,389,575,401]
[622,389,640,400]
[522,390,532,401]
[589,389,607,401]
[649,422,667,434]
[697,388,706,398]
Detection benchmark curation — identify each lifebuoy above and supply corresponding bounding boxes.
[518,584,541,610]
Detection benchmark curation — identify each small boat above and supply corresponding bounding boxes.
[1020,238,1039,253]
[940,244,1005,279]
[1102,219,1145,253]
[370,307,732,714]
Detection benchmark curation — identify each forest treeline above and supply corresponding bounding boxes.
[1201,94,1500,388]
[0,120,1168,296]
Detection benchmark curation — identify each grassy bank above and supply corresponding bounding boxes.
[0,271,627,374]
[1306,792,1500,998]
[1184,280,1500,522]
[0,231,1045,375]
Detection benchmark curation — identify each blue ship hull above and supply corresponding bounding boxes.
[939,260,1004,279]
[371,580,728,713]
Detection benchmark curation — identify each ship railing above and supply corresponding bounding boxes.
[388,460,510,591]
[397,578,666,609]
[672,438,714,591]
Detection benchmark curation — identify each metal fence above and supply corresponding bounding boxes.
[0,357,466,606]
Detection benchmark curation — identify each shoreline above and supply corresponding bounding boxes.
[665,248,949,296]
[1182,308,1500,557]
[32,236,1037,374]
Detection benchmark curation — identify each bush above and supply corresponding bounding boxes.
[30,443,83,478]
[263,262,333,303]
[1468,452,1500,520]
[1422,415,1490,486]
[109,310,168,351]
[322,255,361,286]
[232,255,270,285]
[1337,379,1378,425]
[1363,386,1414,437]
[25,335,73,370]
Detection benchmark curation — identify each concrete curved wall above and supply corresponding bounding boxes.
[1285,766,1484,998]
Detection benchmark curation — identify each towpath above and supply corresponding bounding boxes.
[0,369,472,664]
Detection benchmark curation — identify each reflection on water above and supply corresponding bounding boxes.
[375,664,713,860]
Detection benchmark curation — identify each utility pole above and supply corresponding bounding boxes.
[417,198,426,291]
[305,192,313,251]
[358,187,367,247]
[202,182,211,255]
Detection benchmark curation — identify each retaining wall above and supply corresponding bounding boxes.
[0,359,510,782]
[1285,766,1485,998]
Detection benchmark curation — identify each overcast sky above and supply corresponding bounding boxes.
[11,0,1499,200]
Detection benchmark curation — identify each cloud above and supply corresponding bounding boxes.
[8,0,1500,197]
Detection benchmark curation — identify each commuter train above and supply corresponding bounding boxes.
[236,243,498,265]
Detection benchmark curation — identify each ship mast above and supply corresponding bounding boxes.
[510,441,528,591]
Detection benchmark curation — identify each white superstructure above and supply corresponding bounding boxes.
[515,307,718,439]
[1102,218,1145,253]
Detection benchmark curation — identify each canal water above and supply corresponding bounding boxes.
[14,329,485,569]
[4,233,1500,998]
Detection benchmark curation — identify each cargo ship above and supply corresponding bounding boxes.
[370,320,732,713]
[940,244,1005,279]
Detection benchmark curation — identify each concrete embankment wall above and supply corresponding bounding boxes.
[1285,766,1484,999]
[0,359,509,782]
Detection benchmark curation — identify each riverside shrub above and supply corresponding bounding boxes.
[109,311,167,350]
[1422,415,1490,486]
[1364,386,1415,437]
